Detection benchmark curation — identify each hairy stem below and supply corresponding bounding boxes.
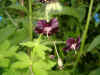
[72,0,94,74]
[28,0,33,75]
[28,0,33,41]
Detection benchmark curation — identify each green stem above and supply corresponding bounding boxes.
[28,0,34,75]
[53,41,60,58]
[53,40,64,70]
[28,0,33,41]
[72,0,94,73]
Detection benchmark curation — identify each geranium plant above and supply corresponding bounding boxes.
[0,0,100,75]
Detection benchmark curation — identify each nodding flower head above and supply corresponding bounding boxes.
[58,58,63,70]
[94,13,100,23]
[35,18,59,35]
[63,37,80,52]
[0,16,2,22]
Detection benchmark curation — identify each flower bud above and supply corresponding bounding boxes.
[58,58,63,70]
[49,55,55,59]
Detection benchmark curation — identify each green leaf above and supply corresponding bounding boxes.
[3,69,21,75]
[95,4,100,12]
[88,68,100,75]
[9,29,28,45]
[0,40,18,57]
[21,69,31,75]
[11,61,31,69]
[21,40,51,59]
[48,71,70,75]
[32,44,51,60]
[8,4,27,13]
[87,35,100,52]
[77,5,86,22]
[33,68,48,75]
[0,58,10,68]
[3,68,31,75]
[33,60,56,75]
[0,40,10,51]
[15,52,31,61]
[20,40,54,74]
[36,44,51,51]
[0,26,16,43]
[20,41,35,48]
[0,46,18,57]
[6,46,19,57]
[12,52,32,69]
[10,0,17,4]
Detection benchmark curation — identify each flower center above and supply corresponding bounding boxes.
[44,27,52,33]
[71,43,77,50]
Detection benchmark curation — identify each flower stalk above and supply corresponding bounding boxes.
[28,0,33,41]
[72,0,94,74]
[28,0,34,75]
[53,40,63,70]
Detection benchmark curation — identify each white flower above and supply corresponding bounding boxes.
[45,2,62,14]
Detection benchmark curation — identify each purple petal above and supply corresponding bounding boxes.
[35,27,44,34]
[67,38,75,46]
[76,37,80,49]
[35,20,47,34]
[37,20,47,27]
[76,37,80,44]
[50,18,59,28]
[49,18,59,34]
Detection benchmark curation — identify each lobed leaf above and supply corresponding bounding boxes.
[87,35,100,52]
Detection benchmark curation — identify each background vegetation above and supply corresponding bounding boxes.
[0,0,100,75]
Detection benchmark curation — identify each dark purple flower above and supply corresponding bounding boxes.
[39,0,50,3]
[35,18,59,35]
[39,0,56,3]
[63,37,80,52]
